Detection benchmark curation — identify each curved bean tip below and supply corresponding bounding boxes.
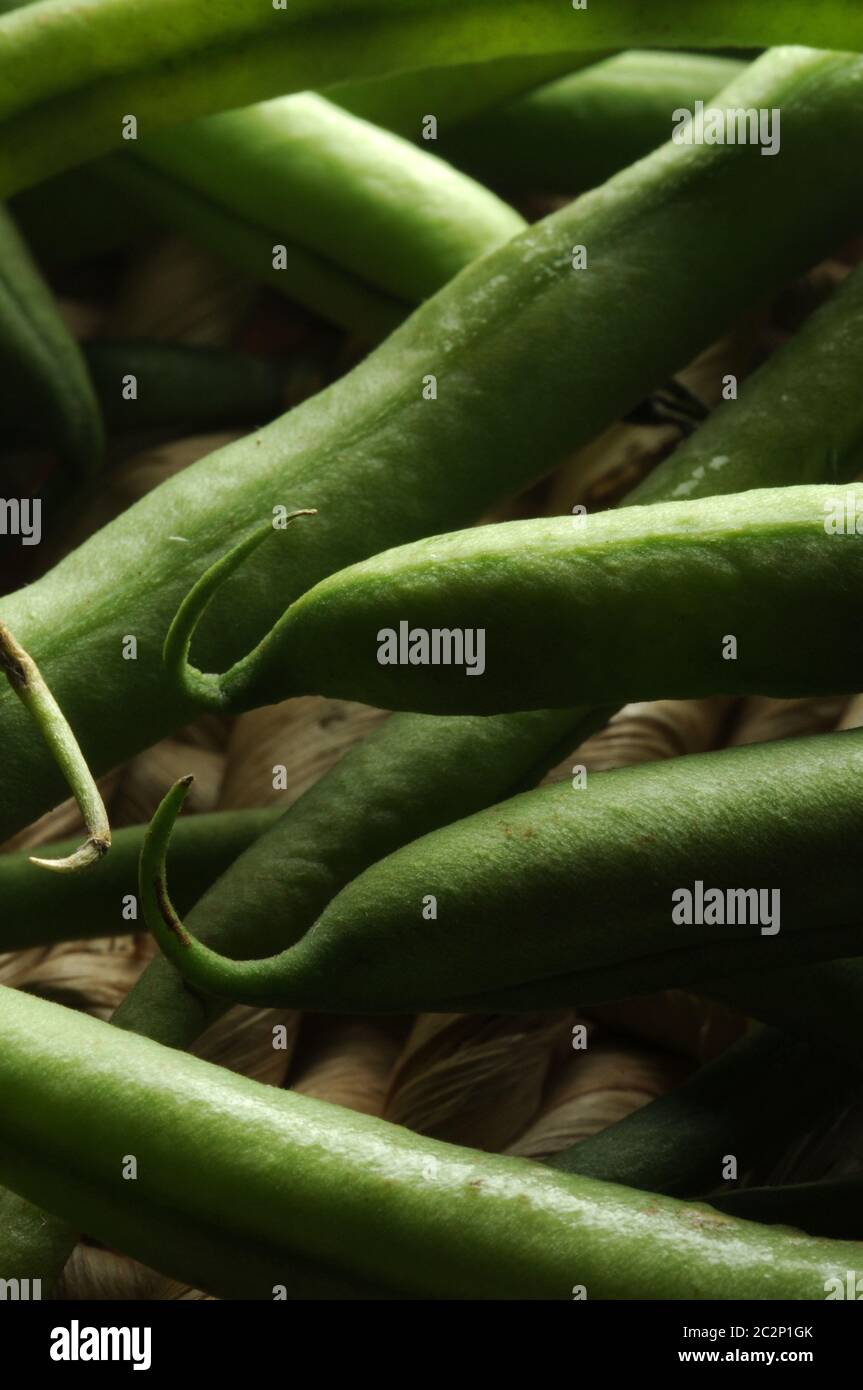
[163,508,318,712]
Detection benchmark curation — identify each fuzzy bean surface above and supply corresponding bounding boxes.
[1,986,860,1301]
[180,484,863,715]
[143,729,863,1012]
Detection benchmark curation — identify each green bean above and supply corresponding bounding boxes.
[7,3,863,200]
[549,1024,863,1244]
[100,93,524,338]
[164,483,863,716]
[436,51,744,191]
[550,1028,859,1194]
[1,983,860,1301]
[0,807,279,951]
[0,622,109,872]
[0,47,741,299]
[142,727,863,1012]
[0,204,102,474]
[82,341,286,436]
[708,956,863,1066]
[87,165,384,345]
[328,52,599,138]
[4,45,858,842]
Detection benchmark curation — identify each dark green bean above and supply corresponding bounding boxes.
[83,341,285,436]
[0,807,278,951]
[117,707,602,1045]
[9,165,155,264]
[708,956,863,1067]
[0,204,102,475]
[329,51,597,138]
[550,1028,859,1194]
[436,51,744,191]
[141,729,863,1012]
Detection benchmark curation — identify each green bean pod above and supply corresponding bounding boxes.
[551,1028,859,1193]
[100,93,525,338]
[328,51,598,138]
[82,341,286,437]
[708,956,863,1068]
[9,164,155,265]
[0,808,278,951]
[0,204,102,474]
[553,1026,863,1242]
[5,46,861,841]
[1,984,860,1301]
[142,728,863,1013]
[167,484,863,716]
[437,51,744,191]
[7,3,863,200]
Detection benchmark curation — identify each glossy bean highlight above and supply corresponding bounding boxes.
[1,986,860,1301]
